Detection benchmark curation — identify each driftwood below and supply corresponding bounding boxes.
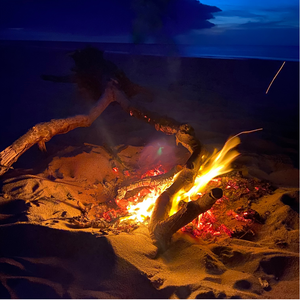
[0,84,202,178]
[0,82,216,249]
[149,188,223,251]
[0,49,221,250]
[116,165,182,201]
[0,84,116,176]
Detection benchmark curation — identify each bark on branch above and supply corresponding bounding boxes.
[149,188,223,252]
[0,77,216,252]
[0,84,202,177]
[0,49,223,252]
[113,88,203,169]
[0,84,115,176]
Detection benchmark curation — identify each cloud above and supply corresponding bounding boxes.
[0,0,222,43]
[130,0,221,43]
[212,2,299,30]
[215,9,263,19]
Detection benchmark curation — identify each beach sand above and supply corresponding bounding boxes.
[0,41,299,299]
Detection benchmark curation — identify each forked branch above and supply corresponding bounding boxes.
[0,78,220,253]
[0,83,202,177]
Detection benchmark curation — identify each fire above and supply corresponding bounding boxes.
[125,185,169,223]
[120,129,263,226]
[170,135,240,215]
[141,164,166,178]
[120,136,240,224]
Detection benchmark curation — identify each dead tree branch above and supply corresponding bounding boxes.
[0,77,217,252]
[0,85,203,178]
[0,84,115,176]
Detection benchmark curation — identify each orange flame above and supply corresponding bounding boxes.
[121,182,173,223]
[121,129,262,224]
[170,135,240,215]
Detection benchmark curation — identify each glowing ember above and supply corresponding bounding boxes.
[124,170,130,177]
[112,167,119,173]
[114,129,267,241]
[74,165,272,240]
[119,135,241,225]
[141,164,166,178]
[178,172,273,240]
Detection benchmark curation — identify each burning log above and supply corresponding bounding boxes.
[116,165,182,201]
[149,188,223,252]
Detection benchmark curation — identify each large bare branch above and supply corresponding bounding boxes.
[0,84,115,176]
[0,83,203,177]
[113,88,203,168]
[0,78,222,253]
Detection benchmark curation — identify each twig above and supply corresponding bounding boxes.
[265,61,285,94]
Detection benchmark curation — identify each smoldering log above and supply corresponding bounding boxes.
[149,188,223,251]
[116,165,182,201]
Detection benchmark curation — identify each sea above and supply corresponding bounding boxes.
[0,39,298,61]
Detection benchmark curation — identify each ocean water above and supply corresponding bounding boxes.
[179,45,299,62]
[1,40,298,61]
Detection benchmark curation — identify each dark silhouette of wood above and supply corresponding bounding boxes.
[41,46,152,102]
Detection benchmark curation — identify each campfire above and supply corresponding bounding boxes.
[0,47,272,253]
[66,135,272,250]
[0,46,298,299]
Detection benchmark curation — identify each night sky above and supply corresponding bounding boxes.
[0,0,299,55]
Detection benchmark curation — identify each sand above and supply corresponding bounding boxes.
[0,41,299,299]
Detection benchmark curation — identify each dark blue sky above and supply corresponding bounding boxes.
[0,0,298,47]
[183,0,299,46]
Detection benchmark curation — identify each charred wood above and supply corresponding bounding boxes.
[116,165,182,200]
[149,188,223,252]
